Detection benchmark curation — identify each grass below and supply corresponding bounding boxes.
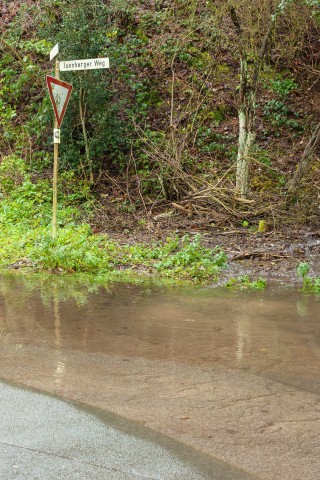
[0,177,227,283]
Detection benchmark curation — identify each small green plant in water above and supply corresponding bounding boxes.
[226,275,267,290]
[297,262,320,293]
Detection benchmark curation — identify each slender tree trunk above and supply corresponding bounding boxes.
[236,111,256,197]
[79,86,93,183]
[235,58,256,197]
[229,6,276,198]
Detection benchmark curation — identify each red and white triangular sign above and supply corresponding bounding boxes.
[46,75,73,128]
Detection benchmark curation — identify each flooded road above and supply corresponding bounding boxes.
[2,381,254,480]
[0,274,319,479]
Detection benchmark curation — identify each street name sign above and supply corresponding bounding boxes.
[46,75,73,128]
[60,57,110,71]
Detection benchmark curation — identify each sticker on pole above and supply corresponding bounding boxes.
[46,75,73,128]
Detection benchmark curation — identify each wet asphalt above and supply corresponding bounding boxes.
[0,381,256,480]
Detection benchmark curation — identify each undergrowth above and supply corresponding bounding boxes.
[0,160,227,282]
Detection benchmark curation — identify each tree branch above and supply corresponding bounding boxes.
[288,123,320,192]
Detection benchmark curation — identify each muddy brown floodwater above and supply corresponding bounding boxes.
[0,274,319,479]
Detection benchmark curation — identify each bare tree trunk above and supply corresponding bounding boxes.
[229,7,275,198]
[79,86,93,183]
[288,122,320,192]
[236,111,256,197]
[235,57,256,197]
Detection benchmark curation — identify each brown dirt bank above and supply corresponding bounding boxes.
[99,211,320,283]
[88,171,320,283]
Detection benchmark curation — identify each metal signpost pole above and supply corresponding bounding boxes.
[47,46,109,238]
[52,58,59,238]
[48,43,72,239]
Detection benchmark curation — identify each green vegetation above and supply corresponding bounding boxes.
[0,0,319,284]
[263,76,302,132]
[297,262,320,293]
[0,156,227,282]
[1,1,318,201]
[226,276,267,290]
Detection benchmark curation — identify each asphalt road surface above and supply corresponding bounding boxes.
[0,381,255,480]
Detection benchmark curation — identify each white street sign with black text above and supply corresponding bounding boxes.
[60,58,109,71]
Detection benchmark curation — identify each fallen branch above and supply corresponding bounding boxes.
[230,250,290,261]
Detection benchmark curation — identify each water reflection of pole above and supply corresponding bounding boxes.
[53,285,66,393]
[236,297,281,365]
[236,302,250,362]
[54,288,62,350]
[82,311,88,349]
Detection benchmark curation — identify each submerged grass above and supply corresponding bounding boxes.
[226,275,267,290]
[0,179,227,283]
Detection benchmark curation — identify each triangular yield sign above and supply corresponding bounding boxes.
[46,75,73,128]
